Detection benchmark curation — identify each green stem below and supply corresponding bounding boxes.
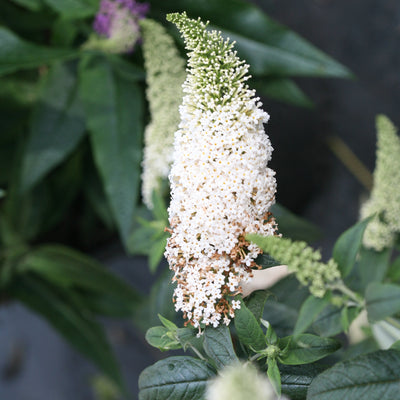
[329,280,364,307]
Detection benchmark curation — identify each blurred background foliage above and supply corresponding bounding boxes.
[0,0,352,389]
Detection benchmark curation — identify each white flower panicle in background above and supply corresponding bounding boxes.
[361,115,400,251]
[165,12,278,329]
[140,19,186,208]
[206,362,284,400]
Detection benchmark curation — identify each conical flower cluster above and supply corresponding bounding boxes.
[140,19,186,208]
[361,115,400,251]
[165,13,278,328]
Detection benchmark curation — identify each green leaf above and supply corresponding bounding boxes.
[263,299,299,338]
[145,326,181,351]
[387,256,400,282]
[42,0,98,18]
[279,334,340,365]
[372,319,400,349]
[252,77,313,108]
[234,298,266,351]
[19,62,86,191]
[176,327,204,354]
[245,290,269,321]
[20,244,140,305]
[294,294,330,336]
[10,274,123,387]
[158,314,178,331]
[333,217,372,277]
[271,203,321,242]
[391,340,400,351]
[312,304,359,337]
[79,54,143,245]
[267,357,281,396]
[159,0,351,78]
[348,246,391,293]
[149,235,168,273]
[280,363,326,400]
[138,356,215,400]
[307,350,400,400]
[0,27,76,76]
[366,283,400,322]
[10,0,43,11]
[203,325,238,369]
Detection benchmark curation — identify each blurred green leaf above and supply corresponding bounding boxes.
[42,0,99,18]
[203,325,238,369]
[366,283,400,322]
[279,334,340,365]
[149,235,168,273]
[10,274,123,387]
[271,203,321,242]
[294,294,330,336]
[387,256,400,282]
[312,304,359,337]
[0,27,77,76]
[348,246,391,293]
[252,77,313,108]
[10,0,44,10]
[333,217,372,278]
[79,54,144,246]
[138,356,215,400]
[158,0,352,78]
[19,244,140,305]
[19,62,86,192]
[307,350,400,400]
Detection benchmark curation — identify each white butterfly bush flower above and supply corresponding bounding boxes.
[165,12,278,329]
[140,18,186,208]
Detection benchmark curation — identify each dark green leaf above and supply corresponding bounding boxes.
[333,217,372,277]
[138,356,215,400]
[107,55,145,82]
[10,274,122,386]
[203,325,238,369]
[366,283,400,322]
[294,295,330,336]
[280,363,326,400]
[79,54,143,245]
[145,326,181,351]
[159,0,351,78]
[245,290,269,321]
[234,298,266,351]
[312,304,359,337]
[307,350,400,400]
[279,334,340,365]
[42,0,98,18]
[263,299,299,338]
[267,357,281,396]
[348,247,391,293]
[387,256,400,282]
[20,62,86,191]
[10,0,43,11]
[0,27,76,76]
[20,244,140,304]
[255,253,281,269]
[176,327,204,354]
[252,77,313,108]
[271,203,321,242]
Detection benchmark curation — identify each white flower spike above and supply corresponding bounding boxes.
[165,12,278,329]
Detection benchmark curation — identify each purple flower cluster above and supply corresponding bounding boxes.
[94,0,149,39]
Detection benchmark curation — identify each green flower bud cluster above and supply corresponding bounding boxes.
[361,115,400,251]
[140,18,186,208]
[249,235,341,298]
